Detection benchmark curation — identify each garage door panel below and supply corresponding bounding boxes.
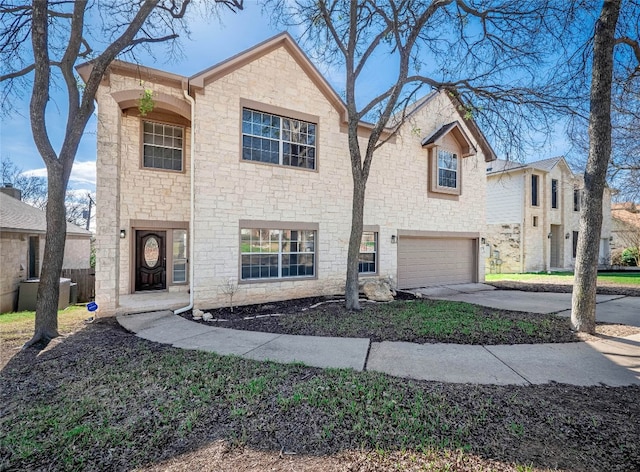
[397,237,476,289]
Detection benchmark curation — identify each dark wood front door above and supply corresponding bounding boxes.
[136,231,166,291]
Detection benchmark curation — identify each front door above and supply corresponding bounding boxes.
[135,231,166,291]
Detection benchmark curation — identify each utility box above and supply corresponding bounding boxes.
[18,278,71,311]
[69,283,78,305]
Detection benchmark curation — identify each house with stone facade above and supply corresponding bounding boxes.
[485,156,612,273]
[80,32,497,316]
[0,186,92,313]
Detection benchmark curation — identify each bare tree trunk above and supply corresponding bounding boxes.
[346,176,366,310]
[571,0,621,333]
[27,163,69,345]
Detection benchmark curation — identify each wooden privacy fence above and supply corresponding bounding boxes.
[61,268,95,303]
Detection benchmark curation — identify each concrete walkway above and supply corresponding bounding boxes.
[420,284,640,327]
[118,306,640,387]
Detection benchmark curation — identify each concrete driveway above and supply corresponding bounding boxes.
[415,284,640,327]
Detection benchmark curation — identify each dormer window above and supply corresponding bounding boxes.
[437,150,458,188]
[422,121,475,197]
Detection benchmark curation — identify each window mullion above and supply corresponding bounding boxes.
[279,120,284,166]
[278,231,283,278]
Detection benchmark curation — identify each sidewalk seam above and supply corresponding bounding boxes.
[362,339,373,371]
[241,334,285,356]
[482,345,533,386]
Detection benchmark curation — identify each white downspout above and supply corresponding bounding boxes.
[175,88,196,315]
[520,172,526,273]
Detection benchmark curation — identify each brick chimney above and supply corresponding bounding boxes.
[0,183,22,200]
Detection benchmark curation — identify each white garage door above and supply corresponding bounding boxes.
[397,237,477,289]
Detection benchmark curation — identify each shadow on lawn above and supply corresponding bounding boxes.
[1,319,639,472]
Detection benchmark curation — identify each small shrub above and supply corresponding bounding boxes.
[621,247,639,266]
[610,249,626,267]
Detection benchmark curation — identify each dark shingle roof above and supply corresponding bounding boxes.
[421,122,458,146]
[0,192,91,236]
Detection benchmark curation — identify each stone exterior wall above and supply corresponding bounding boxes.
[485,223,521,273]
[0,233,27,313]
[1,233,90,313]
[190,49,486,308]
[486,160,614,273]
[95,43,489,313]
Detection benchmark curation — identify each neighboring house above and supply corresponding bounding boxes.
[611,202,640,264]
[485,157,612,273]
[0,186,92,313]
[79,32,497,316]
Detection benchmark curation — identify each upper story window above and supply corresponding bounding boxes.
[242,108,316,170]
[551,179,558,209]
[359,232,378,274]
[573,188,581,211]
[143,121,183,171]
[437,150,458,189]
[423,121,473,198]
[531,174,539,206]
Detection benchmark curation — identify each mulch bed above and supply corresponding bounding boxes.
[177,283,640,345]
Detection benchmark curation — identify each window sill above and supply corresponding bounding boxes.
[240,158,318,173]
[239,275,317,285]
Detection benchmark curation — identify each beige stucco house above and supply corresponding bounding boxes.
[80,33,497,316]
[485,157,612,273]
[611,203,640,265]
[0,187,92,313]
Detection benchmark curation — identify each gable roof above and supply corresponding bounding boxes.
[189,32,348,122]
[528,156,565,172]
[402,90,497,162]
[0,193,92,237]
[421,121,477,157]
[78,32,496,160]
[487,156,571,176]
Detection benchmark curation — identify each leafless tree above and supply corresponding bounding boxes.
[1,156,48,208]
[267,0,577,310]
[1,156,92,226]
[570,0,638,333]
[0,0,243,347]
[220,278,239,312]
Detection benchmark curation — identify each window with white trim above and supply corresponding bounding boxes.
[241,228,316,280]
[143,121,183,171]
[172,229,187,283]
[359,232,377,274]
[241,108,316,169]
[437,150,458,188]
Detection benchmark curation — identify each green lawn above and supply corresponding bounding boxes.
[485,271,640,286]
[0,305,89,351]
[1,319,638,471]
[274,299,573,344]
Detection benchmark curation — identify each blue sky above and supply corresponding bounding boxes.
[0,1,570,195]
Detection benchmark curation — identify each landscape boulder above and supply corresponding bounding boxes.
[361,279,395,302]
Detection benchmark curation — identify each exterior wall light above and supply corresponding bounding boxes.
[120,229,126,239]
[391,235,397,244]
[547,232,552,239]
[565,233,571,239]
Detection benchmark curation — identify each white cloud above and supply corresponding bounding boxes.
[22,160,96,186]
[69,161,96,185]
